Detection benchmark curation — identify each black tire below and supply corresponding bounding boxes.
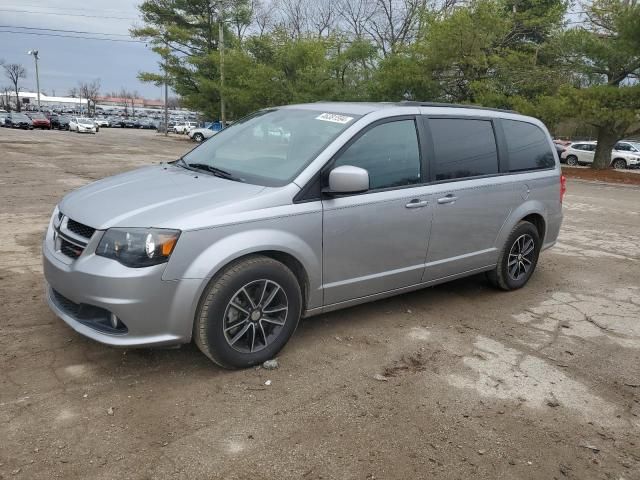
[193,133,204,142]
[487,221,541,291]
[194,255,302,369]
[565,155,578,166]
[612,158,627,170]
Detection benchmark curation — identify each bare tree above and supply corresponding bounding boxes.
[79,79,101,116]
[253,0,277,36]
[278,0,310,39]
[337,0,375,38]
[68,87,79,97]
[310,0,338,37]
[365,0,426,56]
[4,63,26,112]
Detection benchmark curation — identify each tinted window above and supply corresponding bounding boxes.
[615,143,632,152]
[333,119,421,190]
[429,118,498,181]
[503,120,555,172]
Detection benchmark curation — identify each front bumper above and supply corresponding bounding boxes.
[42,227,202,347]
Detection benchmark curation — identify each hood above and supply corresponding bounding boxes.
[59,164,266,230]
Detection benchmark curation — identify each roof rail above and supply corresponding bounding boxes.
[397,101,518,114]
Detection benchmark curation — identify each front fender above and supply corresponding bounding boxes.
[163,213,323,309]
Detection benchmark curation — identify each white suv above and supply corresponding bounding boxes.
[561,141,640,169]
[173,121,197,134]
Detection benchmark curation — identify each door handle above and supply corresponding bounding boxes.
[437,194,458,204]
[405,199,429,209]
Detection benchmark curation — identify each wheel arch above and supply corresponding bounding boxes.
[167,227,322,324]
[496,201,548,258]
[521,212,546,242]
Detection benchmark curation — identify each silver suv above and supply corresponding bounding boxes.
[43,102,564,368]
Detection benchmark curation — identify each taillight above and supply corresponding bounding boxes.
[560,175,567,203]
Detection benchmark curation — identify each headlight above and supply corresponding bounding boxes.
[96,228,180,268]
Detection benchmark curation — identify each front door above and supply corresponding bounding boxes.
[322,118,432,305]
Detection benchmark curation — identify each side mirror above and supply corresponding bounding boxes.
[326,165,369,194]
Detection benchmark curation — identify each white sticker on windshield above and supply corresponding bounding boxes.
[315,113,353,124]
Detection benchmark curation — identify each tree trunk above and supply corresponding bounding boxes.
[14,87,21,112]
[592,128,619,170]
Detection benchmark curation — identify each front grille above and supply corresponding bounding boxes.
[66,219,95,239]
[60,238,83,259]
[50,289,128,334]
[54,215,96,260]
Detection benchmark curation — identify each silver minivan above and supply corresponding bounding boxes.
[43,102,564,368]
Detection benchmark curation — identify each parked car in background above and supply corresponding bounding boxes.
[27,112,51,130]
[613,141,640,168]
[43,102,563,369]
[561,141,640,169]
[6,112,34,129]
[69,117,97,134]
[50,114,71,130]
[173,121,197,134]
[155,120,176,133]
[137,119,156,129]
[94,118,110,128]
[188,123,222,142]
[0,112,8,127]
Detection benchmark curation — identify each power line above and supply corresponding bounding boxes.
[0,8,136,20]
[0,25,132,37]
[0,29,146,43]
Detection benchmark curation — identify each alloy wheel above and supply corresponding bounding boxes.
[223,279,289,353]
[507,234,535,281]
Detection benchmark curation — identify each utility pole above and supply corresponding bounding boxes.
[27,50,41,111]
[219,21,226,127]
[164,38,169,137]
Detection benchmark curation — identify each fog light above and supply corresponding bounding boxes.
[110,313,119,328]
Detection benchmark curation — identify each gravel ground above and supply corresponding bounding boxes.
[1,128,639,480]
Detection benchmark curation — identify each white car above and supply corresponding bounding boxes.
[561,141,640,169]
[69,117,97,134]
[188,124,221,142]
[173,121,197,134]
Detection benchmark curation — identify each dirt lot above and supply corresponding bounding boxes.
[562,165,640,186]
[1,128,639,480]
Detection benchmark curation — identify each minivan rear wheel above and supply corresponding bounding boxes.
[487,221,541,291]
[194,255,302,369]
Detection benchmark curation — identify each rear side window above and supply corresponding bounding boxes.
[428,118,499,181]
[333,119,421,190]
[503,120,555,172]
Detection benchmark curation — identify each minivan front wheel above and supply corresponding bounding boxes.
[194,255,302,369]
[487,221,541,291]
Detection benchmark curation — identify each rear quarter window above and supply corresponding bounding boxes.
[502,120,555,172]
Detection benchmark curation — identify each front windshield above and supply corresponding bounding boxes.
[181,108,360,186]
[30,112,46,119]
[78,118,93,123]
[628,142,640,152]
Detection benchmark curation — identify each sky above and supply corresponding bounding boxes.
[0,1,164,98]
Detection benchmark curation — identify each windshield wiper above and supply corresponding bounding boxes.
[186,163,245,182]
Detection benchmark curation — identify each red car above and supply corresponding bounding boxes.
[27,112,51,129]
